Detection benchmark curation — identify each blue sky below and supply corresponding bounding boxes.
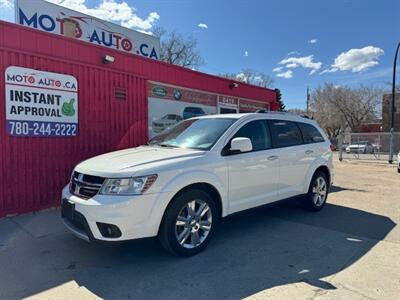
[1,0,398,108]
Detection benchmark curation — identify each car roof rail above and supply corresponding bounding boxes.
[255,110,287,114]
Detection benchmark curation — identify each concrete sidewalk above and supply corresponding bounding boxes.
[0,160,399,300]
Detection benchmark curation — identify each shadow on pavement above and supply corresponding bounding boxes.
[0,200,396,300]
[330,185,367,193]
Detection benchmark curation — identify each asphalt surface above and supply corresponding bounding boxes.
[0,157,399,299]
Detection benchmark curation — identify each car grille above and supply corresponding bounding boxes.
[69,171,105,199]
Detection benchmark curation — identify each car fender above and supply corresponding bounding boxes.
[148,169,227,235]
[302,158,331,194]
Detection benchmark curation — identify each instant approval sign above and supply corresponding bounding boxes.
[5,66,78,137]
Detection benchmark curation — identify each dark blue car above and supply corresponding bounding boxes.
[183,106,206,119]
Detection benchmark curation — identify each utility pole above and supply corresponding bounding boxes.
[389,41,400,164]
[306,86,310,115]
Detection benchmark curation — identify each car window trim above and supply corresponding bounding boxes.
[296,122,325,144]
[221,119,273,156]
[268,119,304,149]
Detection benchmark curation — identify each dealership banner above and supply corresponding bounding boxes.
[5,66,78,137]
[15,0,160,60]
[148,83,218,138]
[147,82,270,138]
[148,83,218,106]
[239,98,269,112]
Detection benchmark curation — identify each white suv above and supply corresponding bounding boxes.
[62,112,333,256]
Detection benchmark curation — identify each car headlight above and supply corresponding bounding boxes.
[99,175,157,195]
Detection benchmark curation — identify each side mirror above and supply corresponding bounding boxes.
[230,137,253,153]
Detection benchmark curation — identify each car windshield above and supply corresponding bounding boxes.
[149,118,236,150]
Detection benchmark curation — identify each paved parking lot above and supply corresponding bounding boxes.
[0,158,399,300]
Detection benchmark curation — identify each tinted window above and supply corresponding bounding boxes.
[270,120,303,147]
[297,122,325,143]
[233,120,272,151]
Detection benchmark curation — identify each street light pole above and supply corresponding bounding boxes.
[389,41,400,164]
[306,86,310,115]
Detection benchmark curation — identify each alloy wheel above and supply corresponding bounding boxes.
[175,199,212,249]
[312,176,327,207]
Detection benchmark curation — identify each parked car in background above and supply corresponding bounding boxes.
[345,141,375,154]
[62,112,333,256]
[183,106,206,119]
[397,152,400,173]
[340,143,349,152]
[152,114,183,133]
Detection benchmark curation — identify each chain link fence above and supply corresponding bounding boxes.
[338,132,400,162]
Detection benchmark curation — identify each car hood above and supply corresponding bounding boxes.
[75,146,205,176]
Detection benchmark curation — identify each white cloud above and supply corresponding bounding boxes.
[37,0,160,33]
[272,66,283,72]
[244,50,249,57]
[198,23,208,29]
[287,51,300,56]
[276,70,293,79]
[309,39,318,44]
[235,72,246,81]
[273,54,321,78]
[279,55,322,72]
[0,0,12,8]
[328,46,384,73]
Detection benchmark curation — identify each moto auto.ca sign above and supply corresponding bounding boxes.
[15,0,160,60]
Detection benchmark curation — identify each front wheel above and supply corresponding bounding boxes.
[158,189,217,256]
[304,171,329,211]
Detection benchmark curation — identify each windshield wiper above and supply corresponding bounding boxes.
[158,143,179,148]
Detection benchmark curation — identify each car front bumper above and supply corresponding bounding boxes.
[61,185,174,242]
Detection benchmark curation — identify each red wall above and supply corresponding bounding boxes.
[359,123,382,133]
[0,21,277,216]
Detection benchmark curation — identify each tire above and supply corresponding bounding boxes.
[303,171,329,211]
[397,167,400,174]
[158,189,218,256]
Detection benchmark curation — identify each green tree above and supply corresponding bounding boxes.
[274,88,286,112]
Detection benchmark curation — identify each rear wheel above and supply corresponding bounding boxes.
[158,189,217,256]
[304,171,329,211]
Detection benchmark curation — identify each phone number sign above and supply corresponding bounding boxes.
[5,66,78,137]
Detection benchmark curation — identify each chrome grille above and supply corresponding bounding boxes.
[69,171,105,199]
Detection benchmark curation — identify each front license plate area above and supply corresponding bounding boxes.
[62,199,75,220]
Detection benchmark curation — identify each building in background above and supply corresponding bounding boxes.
[382,93,400,132]
[0,20,277,217]
[359,120,382,133]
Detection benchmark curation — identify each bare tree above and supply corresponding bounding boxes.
[153,26,204,68]
[310,83,383,140]
[287,108,306,115]
[220,69,274,88]
[310,85,345,141]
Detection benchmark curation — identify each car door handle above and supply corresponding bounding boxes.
[267,155,279,161]
[305,150,314,155]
